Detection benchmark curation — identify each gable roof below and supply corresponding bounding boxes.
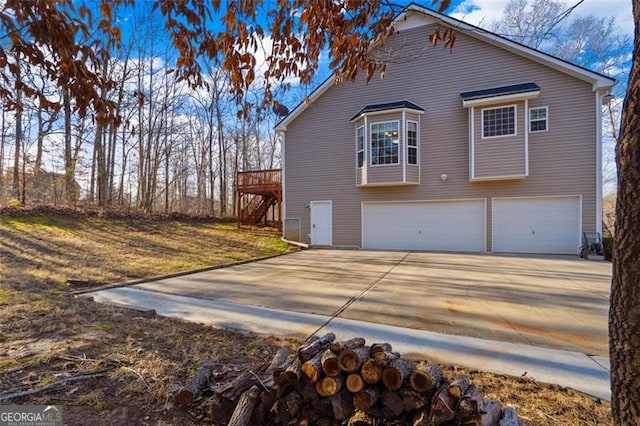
[350,100,425,121]
[275,3,616,132]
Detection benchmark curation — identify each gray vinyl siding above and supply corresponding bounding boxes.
[406,165,420,183]
[473,102,527,179]
[283,23,597,249]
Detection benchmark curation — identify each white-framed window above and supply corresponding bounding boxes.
[529,106,548,132]
[482,105,517,138]
[370,121,399,165]
[356,126,364,168]
[407,121,418,165]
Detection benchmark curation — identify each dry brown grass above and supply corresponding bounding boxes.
[0,213,611,425]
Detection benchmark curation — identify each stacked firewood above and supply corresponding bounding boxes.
[177,333,524,425]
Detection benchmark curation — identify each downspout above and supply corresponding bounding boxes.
[595,91,604,236]
[278,130,286,239]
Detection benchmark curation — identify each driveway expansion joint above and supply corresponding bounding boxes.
[304,251,412,340]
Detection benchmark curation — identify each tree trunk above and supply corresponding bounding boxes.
[353,387,380,411]
[410,363,444,393]
[330,337,366,355]
[610,3,640,423]
[301,351,323,383]
[338,346,370,373]
[345,373,365,393]
[12,52,22,201]
[448,374,471,399]
[0,107,5,197]
[63,88,76,204]
[227,385,260,426]
[381,358,415,391]
[360,359,382,384]
[176,362,215,407]
[299,332,336,361]
[321,349,341,377]
[320,374,344,396]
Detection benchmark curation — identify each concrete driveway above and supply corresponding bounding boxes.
[91,249,611,356]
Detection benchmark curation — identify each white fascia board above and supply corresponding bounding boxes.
[404,4,616,91]
[462,91,540,108]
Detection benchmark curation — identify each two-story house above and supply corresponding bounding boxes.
[275,4,615,255]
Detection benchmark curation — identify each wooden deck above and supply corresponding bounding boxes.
[236,169,282,229]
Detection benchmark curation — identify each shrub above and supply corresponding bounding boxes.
[603,236,614,261]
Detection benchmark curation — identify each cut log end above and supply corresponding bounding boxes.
[346,373,365,393]
[353,387,379,411]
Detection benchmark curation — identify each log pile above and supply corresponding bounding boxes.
[178,333,525,425]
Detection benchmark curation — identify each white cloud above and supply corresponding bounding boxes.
[451,0,634,37]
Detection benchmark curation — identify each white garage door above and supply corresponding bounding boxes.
[362,200,486,251]
[492,196,581,254]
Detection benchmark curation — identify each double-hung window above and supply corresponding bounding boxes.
[370,121,399,165]
[482,105,516,138]
[529,106,548,132]
[356,126,364,168]
[407,121,418,165]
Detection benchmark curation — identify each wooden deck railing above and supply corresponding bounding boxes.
[237,169,282,192]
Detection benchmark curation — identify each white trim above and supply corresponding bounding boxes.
[528,106,549,133]
[360,198,488,252]
[406,120,419,167]
[491,194,583,253]
[279,130,287,240]
[402,110,407,182]
[350,106,425,123]
[362,197,487,204]
[364,116,368,184]
[595,92,603,235]
[310,200,333,246]
[480,104,517,139]
[524,99,529,176]
[369,119,401,167]
[462,90,540,108]
[483,198,488,253]
[470,174,526,182]
[357,181,419,187]
[470,107,475,180]
[355,125,364,187]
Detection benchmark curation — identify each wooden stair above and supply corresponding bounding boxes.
[236,169,282,229]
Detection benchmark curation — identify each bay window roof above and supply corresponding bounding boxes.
[351,100,425,121]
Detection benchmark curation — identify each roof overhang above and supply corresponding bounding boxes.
[461,82,540,107]
[350,100,426,121]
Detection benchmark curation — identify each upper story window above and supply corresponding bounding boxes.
[407,121,418,165]
[356,126,364,168]
[482,105,516,138]
[529,106,548,132]
[370,121,399,165]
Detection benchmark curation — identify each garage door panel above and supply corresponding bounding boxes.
[492,196,580,254]
[362,200,485,252]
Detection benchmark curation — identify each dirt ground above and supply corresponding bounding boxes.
[0,210,612,425]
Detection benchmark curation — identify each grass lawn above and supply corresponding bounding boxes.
[0,213,611,425]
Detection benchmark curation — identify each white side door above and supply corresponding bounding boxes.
[310,201,332,246]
